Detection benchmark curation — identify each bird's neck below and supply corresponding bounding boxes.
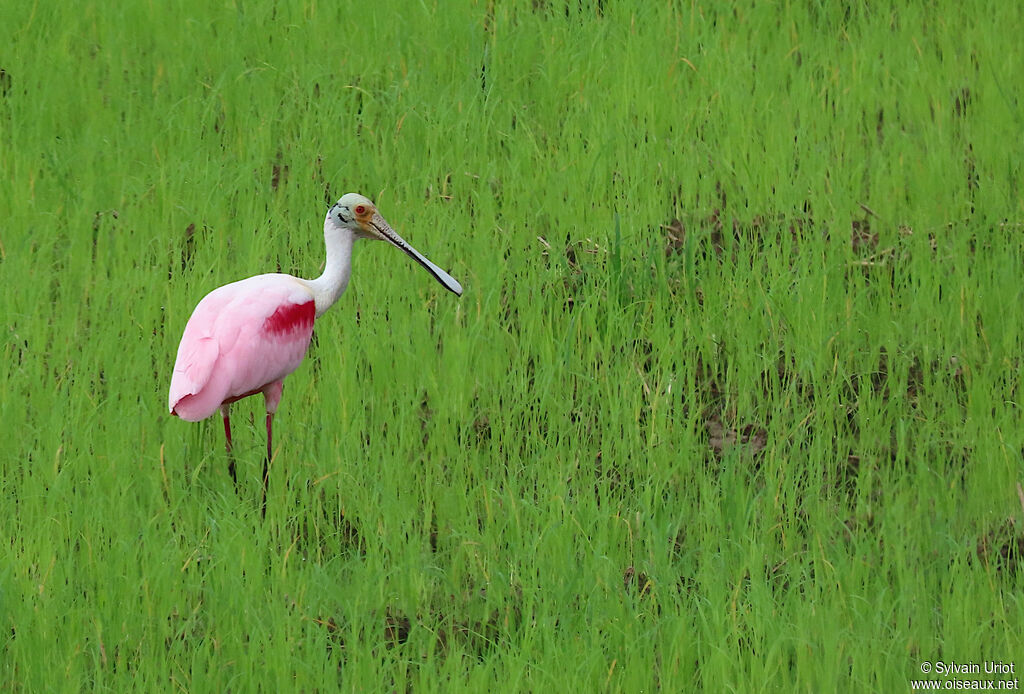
[305,222,355,318]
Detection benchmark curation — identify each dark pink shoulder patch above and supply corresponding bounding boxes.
[263,301,315,337]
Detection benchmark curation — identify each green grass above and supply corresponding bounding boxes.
[2,0,1023,690]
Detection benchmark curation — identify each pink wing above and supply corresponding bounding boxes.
[169,274,317,421]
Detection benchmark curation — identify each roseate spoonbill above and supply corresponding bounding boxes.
[168,193,462,514]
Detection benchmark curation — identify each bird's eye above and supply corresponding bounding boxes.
[354,204,366,215]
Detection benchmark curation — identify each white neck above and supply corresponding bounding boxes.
[303,217,355,317]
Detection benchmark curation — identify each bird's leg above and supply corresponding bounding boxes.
[260,382,283,520]
[262,412,273,518]
[221,404,237,486]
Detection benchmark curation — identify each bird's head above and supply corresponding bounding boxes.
[326,193,462,296]
[328,192,383,240]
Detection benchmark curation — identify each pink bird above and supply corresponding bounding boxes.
[168,193,462,513]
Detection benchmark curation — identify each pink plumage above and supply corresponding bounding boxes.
[167,192,462,516]
[168,274,316,421]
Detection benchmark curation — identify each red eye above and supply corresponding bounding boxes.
[354,204,366,215]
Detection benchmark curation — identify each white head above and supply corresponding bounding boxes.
[326,193,462,295]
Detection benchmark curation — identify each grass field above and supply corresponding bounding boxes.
[2,0,1023,690]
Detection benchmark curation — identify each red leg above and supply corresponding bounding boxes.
[260,383,282,519]
[262,412,273,518]
[221,405,237,485]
